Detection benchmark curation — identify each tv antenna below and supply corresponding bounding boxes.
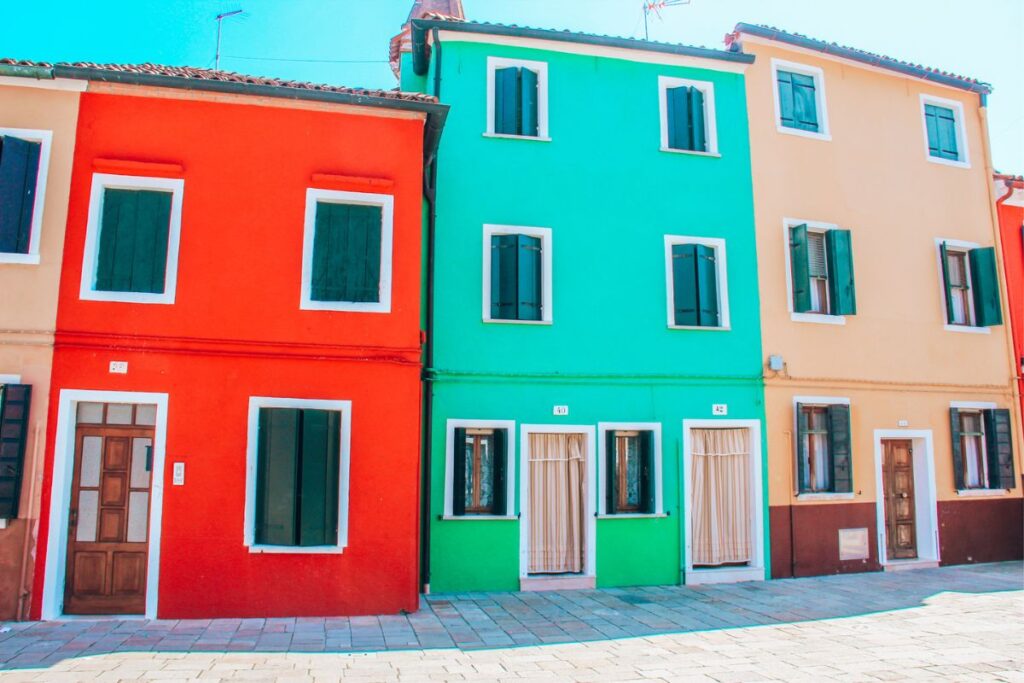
[642,0,691,41]
[214,9,244,70]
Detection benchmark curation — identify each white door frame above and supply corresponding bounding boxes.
[519,424,597,579]
[873,429,940,566]
[41,389,169,620]
[682,419,766,584]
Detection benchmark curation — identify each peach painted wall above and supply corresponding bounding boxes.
[0,78,81,619]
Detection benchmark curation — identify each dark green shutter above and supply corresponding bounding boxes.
[949,408,965,490]
[695,244,719,327]
[0,384,31,519]
[452,428,467,516]
[255,408,300,546]
[791,72,819,131]
[939,241,956,324]
[666,86,691,150]
[827,404,852,493]
[639,430,655,514]
[94,189,171,294]
[984,409,1015,490]
[825,229,857,315]
[605,430,617,514]
[516,234,542,321]
[968,247,1002,326]
[790,224,813,313]
[519,68,539,137]
[494,67,520,135]
[795,404,809,493]
[311,203,382,303]
[688,87,707,153]
[490,234,518,319]
[492,429,507,515]
[671,243,699,326]
[298,409,340,546]
[0,136,41,254]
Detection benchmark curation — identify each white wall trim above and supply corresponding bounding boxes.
[657,76,719,155]
[518,424,596,579]
[299,188,394,313]
[872,430,939,566]
[482,224,554,324]
[243,396,352,554]
[597,422,663,515]
[443,419,517,518]
[0,76,87,92]
[681,418,765,583]
[949,400,997,410]
[0,374,23,384]
[770,58,831,141]
[920,94,971,168]
[42,389,169,620]
[664,235,731,330]
[79,173,184,305]
[781,218,846,325]
[0,127,53,264]
[485,56,549,139]
[934,237,980,328]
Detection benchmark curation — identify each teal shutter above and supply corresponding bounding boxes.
[639,430,655,514]
[939,241,956,324]
[0,135,41,254]
[516,234,542,321]
[490,234,518,319]
[790,224,813,313]
[825,229,857,315]
[94,189,171,294]
[688,87,707,152]
[949,408,965,490]
[777,71,795,129]
[452,428,467,516]
[666,86,691,150]
[255,408,300,546]
[605,430,617,514]
[494,67,520,135]
[968,247,1002,326]
[492,429,507,515]
[925,104,958,160]
[695,244,719,327]
[520,68,539,137]
[827,404,852,493]
[671,243,699,326]
[311,203,382,303]
[0,384,32,519]
[984,409,1015,490]
[298,409,340,546]
[924,105,941,157]
[791,72,819,131]
[795,404,809,493]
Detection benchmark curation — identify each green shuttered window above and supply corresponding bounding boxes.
[939,243,1002,327]
[311,202,383,304]
[924,104,960,161]
[255,407,341,547]
[777,70,819,132]
[789,225,856,316]
[671,241,721,327]
[605,430,655,515]
[795,403,852,494]
[490,233,543,321]
[494,66,540,137]
[0,135,42,255]
[949,407,1015,491]
[665,85,707,152]
[452,427,508,516]
[0,384,32,519]
[94,188,172,294]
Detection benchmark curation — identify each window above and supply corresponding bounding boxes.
[939,241,1001,328]
[795,401,852,494]
[486,57,549,139]
[0,128,51,263]
[483,225,553,323]
[245,397,351,552]
[0,382,32,519]
[453,427,508,516]
[301,189,393,313]
[950,407,1015,491]
[666,236,730,329]
[599,423,662,515]
[921,95,969,167]
[771,59,829,140]
[788,223,856,318]
[659,77,718,155]
[80,174,184,304]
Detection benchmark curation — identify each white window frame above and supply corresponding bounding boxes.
[243,396,352,554]
[79,173,185,305]
[443,419,517,520]
[770,58,831,141]
[950,400,1000,495]
[485,56,550,141]
[0,127,53,265]
[782,218,846,326]
[597,422,665,517]
[657,76,719,157]
[664,235,730,330]
[934,237,988,334]
[792,395,854,500]
[300,188,394,313]
[482,224,553,325]
[920,94,970,169]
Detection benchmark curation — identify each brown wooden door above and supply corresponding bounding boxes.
[64,425,154,614]
[882,439,917,560]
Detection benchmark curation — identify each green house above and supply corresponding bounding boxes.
[400,17,768,593]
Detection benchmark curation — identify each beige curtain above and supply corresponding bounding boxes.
[528,433,586,574]
[691,428,751,566]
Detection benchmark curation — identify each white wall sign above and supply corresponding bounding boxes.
[172,462,185,486]
[109,361,128,374]
[838,527,870,560]
[553,405,569,416]
[712,404,728,416]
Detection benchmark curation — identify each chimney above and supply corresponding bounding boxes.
[389,0,466,79]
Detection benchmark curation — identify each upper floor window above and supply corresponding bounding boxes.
[938,240,1001,329]
[0,129,51,264]
[795,400,852,495]
[665,236,730,329]
[483,225,553,324]
[950,406,1014,491]
[921,95,969,167]
[658,77,718,155]
[486,57,549,140]
[788,222,856,320]
[771,59,830,140]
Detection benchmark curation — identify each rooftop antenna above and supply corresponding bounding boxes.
[214,9,244,70]
[643,0,691,41]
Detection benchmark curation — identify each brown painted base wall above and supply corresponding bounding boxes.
[770,503,882,578]
[938,498,1024,565]
[0,521,28,620]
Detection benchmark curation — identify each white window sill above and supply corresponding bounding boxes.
[597,513,668,520]
[927,155,970,169]
[300,300,391,313]
[441,515,517,521]
[483,133,552,143]
[483,318,553,326]
[659,147,721,158]
[668,324,731,331]
[0,253,40,265]
[944,324,990,334]
[956,488,1009,497]
[247,544,346,554]
[776,125,831,142]
[80,290,175,305]
[791,312,846,325]
[796,492,855,501]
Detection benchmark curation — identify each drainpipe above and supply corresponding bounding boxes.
[16,420,44,620]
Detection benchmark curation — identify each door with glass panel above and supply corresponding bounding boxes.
[64,402,156,615]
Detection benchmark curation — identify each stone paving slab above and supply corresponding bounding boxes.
[0,562,1021,681]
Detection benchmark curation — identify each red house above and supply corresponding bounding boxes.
[996,173,1024,441]
[29,63,445,618]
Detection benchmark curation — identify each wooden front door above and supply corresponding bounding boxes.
[882,439,917,560]
[64,424,154,614]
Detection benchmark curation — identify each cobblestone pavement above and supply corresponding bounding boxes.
[1,562,1021,682]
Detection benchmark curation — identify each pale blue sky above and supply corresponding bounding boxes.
[2,0,1021,170]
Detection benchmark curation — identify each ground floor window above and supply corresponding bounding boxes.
[604,430,655,514]
[950,407,1014,490]
[453,427,508,515]
[795,402,852,494]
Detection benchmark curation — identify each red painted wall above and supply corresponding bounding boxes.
[996,193,1024,436]
[31,91,426,618]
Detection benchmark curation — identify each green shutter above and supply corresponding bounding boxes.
[298,409,340,546]
[666,86,691,150]
[949,408,965,490]
[795,404,809,493]
[695,244,719,327]
[0,384,32,519]
[688,87,707,153]
[492,429,507,515]
[517,234,542,321]
[984,409,1015,490]
[671,243,699,326]
[639,430,655,514]
[930,105,959,160]
[94,189,171,294]
[494,67,520,135]
[791,72,819,131]
[490,234,518,319]
[520,68,539,137]
[939,241,956,324]
[825,229,857,315]
[452,428,467,516]
[605,430,617,514]
[968,247,1002,326]
[924,105,941,157]
[777,71,795,129]
[0,136,41,254]
[827,404,852,493]
[790,224,813,313]
[255,408,300,546]
[311,203,382,303]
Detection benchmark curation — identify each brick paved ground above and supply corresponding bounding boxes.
[0,562,1021,682]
